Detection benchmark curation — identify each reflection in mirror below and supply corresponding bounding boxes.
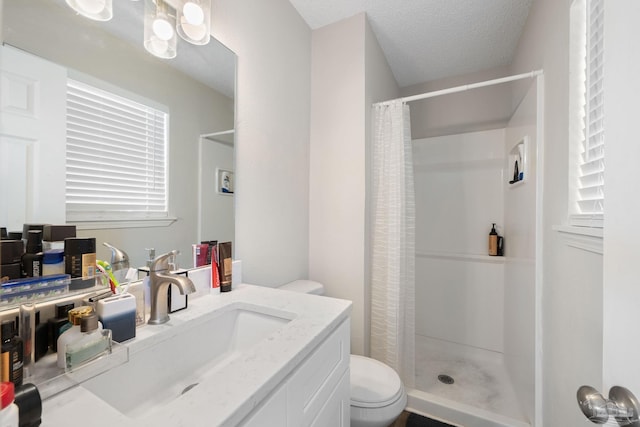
[1,0,236,271]
[198,131,235,245]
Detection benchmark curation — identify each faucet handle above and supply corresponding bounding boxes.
[150,250,180,272]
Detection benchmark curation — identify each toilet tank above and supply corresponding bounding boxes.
[278,280,325,295]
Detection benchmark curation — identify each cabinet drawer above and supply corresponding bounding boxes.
[287,318,350,426]
[239,385,287,427]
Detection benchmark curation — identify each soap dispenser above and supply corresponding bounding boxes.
[488,223,498,256]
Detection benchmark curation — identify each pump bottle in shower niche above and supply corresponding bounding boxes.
[488,223,498,256]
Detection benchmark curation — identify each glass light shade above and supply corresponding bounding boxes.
[144,0,177,59]
[177,0,211,45]
[65,0,113,21]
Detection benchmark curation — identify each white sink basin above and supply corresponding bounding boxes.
[82,303,293,419]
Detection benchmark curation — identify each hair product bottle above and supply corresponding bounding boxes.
[64,237,96,290]
[21,231,43,278]
[488,223,498,256]
[1,321,23,387]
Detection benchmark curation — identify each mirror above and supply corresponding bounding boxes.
[1,0,236,269]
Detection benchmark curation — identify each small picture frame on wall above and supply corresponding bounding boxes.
[217,169,234,195]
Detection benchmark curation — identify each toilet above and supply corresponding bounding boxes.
[278,280,407,427]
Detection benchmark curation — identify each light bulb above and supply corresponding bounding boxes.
[152,16,174,41]
[183,2,204,26]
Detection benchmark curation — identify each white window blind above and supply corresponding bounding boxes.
[571,0,604,227]
[65,79,169,222]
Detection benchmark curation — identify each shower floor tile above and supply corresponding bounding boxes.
[415,335,526,423]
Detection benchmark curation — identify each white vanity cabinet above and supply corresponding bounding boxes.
[240,318,351,427]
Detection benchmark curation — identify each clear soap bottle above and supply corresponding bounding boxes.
[65,313,112,370]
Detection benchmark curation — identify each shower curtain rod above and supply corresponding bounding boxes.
[377,70,543,106]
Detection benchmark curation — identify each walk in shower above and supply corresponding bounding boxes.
[373,72,543,427]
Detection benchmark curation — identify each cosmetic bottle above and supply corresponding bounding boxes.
[0,240,24,280]
[48,302,74,353]
[42,224,76,251]
[34,312,49,362]
[42,249,65,276]
[219,242,232,292]
[0,382,19,427]
[488,223,498,256]
[13,383,42,427]
[64,237,96,290]
[65,313,112,370]
[1,321,23,387]
[21,231,43,278]
[56,307,93,369]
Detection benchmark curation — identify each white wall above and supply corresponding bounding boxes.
[309,14,367,354]
[413,129,506,352]
[309,13,399,355]
[503,80,537,423]
[364,15,400,358]
[2,0,234,268]
[510,0,604,425]
[212,0,312,286]
[401,66,513,140]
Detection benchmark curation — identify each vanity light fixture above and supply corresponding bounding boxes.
[176,0,211,45]
[65,0,113,21]
[66,0,213,59]
[144,0,177,59]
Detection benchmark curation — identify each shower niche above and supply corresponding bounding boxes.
[508,136,528,187]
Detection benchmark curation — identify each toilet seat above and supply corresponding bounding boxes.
[350,355,404,408]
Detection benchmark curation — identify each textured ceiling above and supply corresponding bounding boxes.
[288,0,533,88]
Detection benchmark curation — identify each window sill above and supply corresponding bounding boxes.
[70,217,177,231]
[553,225,603,254]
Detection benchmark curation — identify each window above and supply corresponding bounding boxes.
[569,0,604,228]
[65,78,169,223]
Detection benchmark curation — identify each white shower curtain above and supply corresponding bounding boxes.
[370,100,415,387]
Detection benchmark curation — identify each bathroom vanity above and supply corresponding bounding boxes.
[40,284,352,426]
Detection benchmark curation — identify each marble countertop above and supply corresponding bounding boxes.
[41,284,351,426]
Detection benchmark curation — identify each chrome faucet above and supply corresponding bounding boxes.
[148,250,195,325]
[103,242,130,271]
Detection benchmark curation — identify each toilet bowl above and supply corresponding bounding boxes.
[278,280,407,427]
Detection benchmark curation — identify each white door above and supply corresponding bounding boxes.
[0,45,67,231]
[577,1,640,424]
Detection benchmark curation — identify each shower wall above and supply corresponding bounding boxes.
[411,79,538,424]
[502,80,538,423]
[413,129,506,353]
